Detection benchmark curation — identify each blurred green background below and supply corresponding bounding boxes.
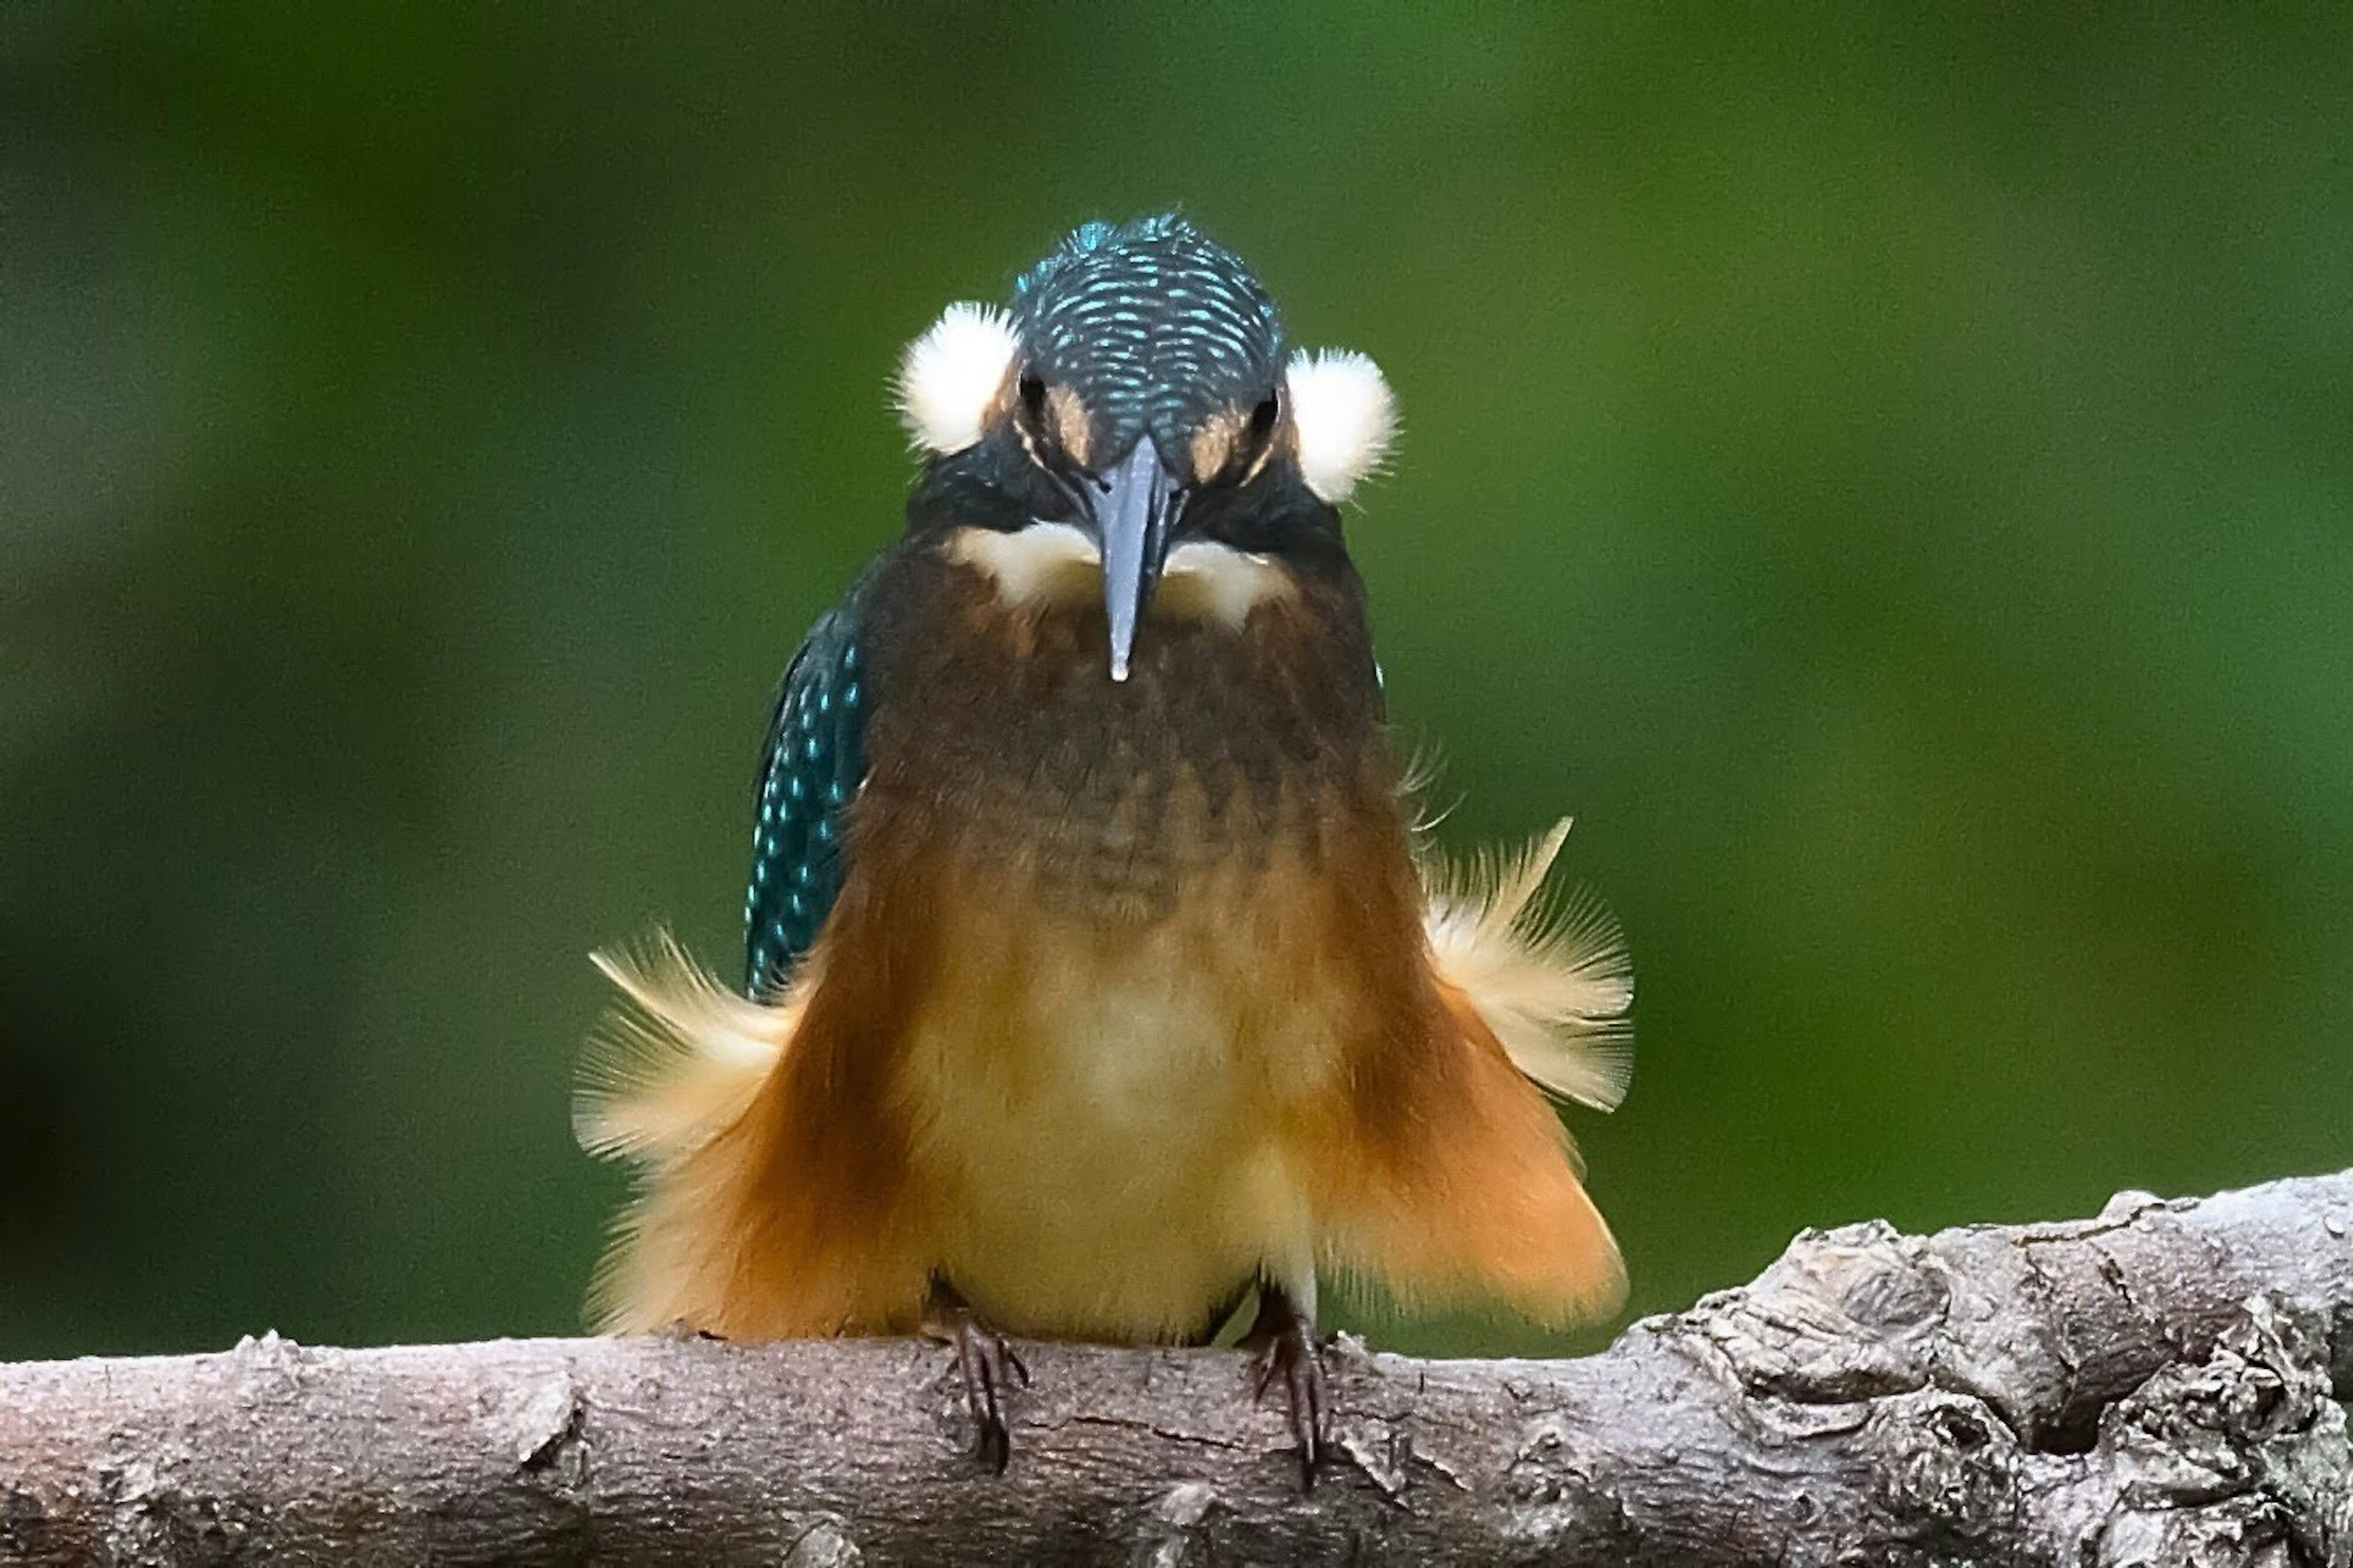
[4,7,2347,1362]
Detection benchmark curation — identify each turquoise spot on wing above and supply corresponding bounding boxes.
[745,588,873,993]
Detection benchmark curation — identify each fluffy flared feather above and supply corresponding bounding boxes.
[580,820,1629,1170]
[1419,819,1634,1112]
[577,819,1630,1334]
[574,934,793,1164]
[574,936,800,1330]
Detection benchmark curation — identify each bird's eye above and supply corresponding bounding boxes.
[1248,390,1280,448]
[1010,371,1072,482]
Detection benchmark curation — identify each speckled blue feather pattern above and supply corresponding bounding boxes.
[745,574,871,993]
[1013,215,1286,452]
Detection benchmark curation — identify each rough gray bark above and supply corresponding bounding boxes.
[3,1172,2349,1567]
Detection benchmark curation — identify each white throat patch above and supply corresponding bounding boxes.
[944,526,1293,631]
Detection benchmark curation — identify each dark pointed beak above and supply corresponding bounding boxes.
[1087,434,1184,682]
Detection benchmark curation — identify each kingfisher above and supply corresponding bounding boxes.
[577,214,1632,1482]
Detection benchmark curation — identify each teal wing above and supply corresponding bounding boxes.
[744,577,873,995]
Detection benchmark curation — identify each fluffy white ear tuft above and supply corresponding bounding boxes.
[895,302,1019,454]
[1286,348,1397,502]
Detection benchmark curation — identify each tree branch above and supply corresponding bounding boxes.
[4,1171,2349,1566]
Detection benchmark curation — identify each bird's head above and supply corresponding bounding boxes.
[895,215,1396,681]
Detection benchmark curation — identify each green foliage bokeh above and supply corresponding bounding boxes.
[4,7,2347,1358]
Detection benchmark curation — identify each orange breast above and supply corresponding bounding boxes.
[888,833,1363,1341]
[592,542,1622,1344]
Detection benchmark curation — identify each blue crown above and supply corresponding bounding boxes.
[1009,214,1285,449]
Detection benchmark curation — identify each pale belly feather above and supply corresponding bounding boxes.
[892,871,1346,1343]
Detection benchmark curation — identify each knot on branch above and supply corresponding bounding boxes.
[2082,1295,2350,1565]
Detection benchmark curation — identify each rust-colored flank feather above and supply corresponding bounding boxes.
[578,542,1632,1346]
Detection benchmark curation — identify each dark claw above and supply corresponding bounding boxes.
[1241,1283,1325,1490]
[923,1280,1028,1472]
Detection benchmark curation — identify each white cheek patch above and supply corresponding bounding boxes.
[1160,540,1294,627]
[1285,348,1397,503]
[945,528,1295,630]
[944,522,1101,607]
[896,303,1019,454]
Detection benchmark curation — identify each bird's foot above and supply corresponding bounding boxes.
[1240,1282,1325,1489]
[921,1279,1029,1473]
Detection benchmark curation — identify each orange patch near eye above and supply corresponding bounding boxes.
[1189,407,1245,485]
[1045,385,1093,469]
